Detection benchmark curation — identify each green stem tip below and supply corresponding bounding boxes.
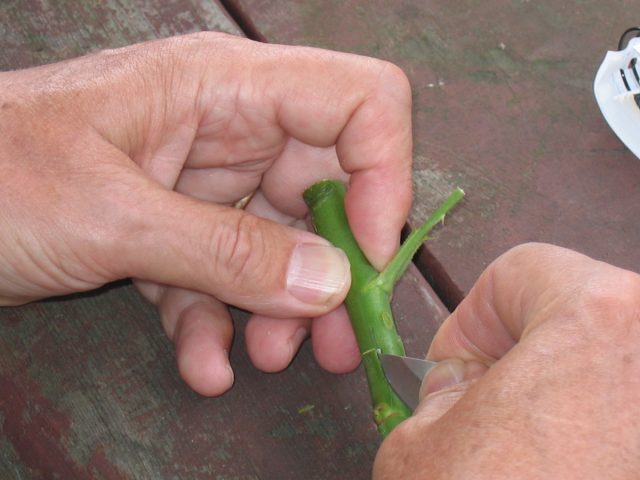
[375,187,465,293]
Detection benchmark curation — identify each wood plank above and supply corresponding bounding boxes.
[0,2,449,478]
[227,0,640,305]
[0,0,241,69]
[1,267,447,479]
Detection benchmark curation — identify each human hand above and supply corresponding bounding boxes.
[0,33,413,395]
[374,243,640,479]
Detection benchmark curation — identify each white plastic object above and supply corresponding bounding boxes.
[594,37,640,160]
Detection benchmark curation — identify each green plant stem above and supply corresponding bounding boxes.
[303,180,464,438]
[373,187,465,294]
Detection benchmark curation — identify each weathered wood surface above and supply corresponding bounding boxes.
[1,0,241,68]
[0,2,451,478]
[1,272,447,479]
[227,0,640,306]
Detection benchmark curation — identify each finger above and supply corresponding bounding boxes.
[190,38,412,270]
[419,360,488,401]
[114,184,351,319]
[174,299,234,397]
[260,138,348,219]
[176,168,309,227]
[156,286,234,396]
[85,35,412,271]
[245,189,303,227]
[259,51,414,270]
[245,315,310,372]
[413,359,488,423]
[339,76,414,271]
[427,242,640,364]
[174,166,263,205]
[133,278,164,305]
[311,305,361,373]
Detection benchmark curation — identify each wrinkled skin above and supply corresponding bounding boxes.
[374,243,640,479]
[0,32,413,396]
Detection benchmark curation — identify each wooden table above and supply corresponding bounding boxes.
[2,1,639,478]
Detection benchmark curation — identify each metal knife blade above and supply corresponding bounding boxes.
[380,354,438,410]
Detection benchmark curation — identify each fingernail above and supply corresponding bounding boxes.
[419,358,465,400]
[223,350,235,387]
[287,244,350,305]
[224,364,235,387]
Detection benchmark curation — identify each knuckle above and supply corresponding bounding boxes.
[495,242,640,326]
[376,61,412,102]
[179,31,237,43]
[500,242,552,263]
[161,32,240,60]
[382,61,411,87]
[580,270,640,322]
[489,242,544,281]
[210,213,268,288]
[492,242,567,280]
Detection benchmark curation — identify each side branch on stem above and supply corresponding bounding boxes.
[303,180,464,438]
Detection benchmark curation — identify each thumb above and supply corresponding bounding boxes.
[116,189,351,317]
[414,359,488,423]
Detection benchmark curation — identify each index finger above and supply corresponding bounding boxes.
[225,40,413,270]
[337,63,414,271]
[427,242,640,364]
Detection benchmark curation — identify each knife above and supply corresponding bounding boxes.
[380,353,439,411]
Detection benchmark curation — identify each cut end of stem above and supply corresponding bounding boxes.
[303,179,345,209]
